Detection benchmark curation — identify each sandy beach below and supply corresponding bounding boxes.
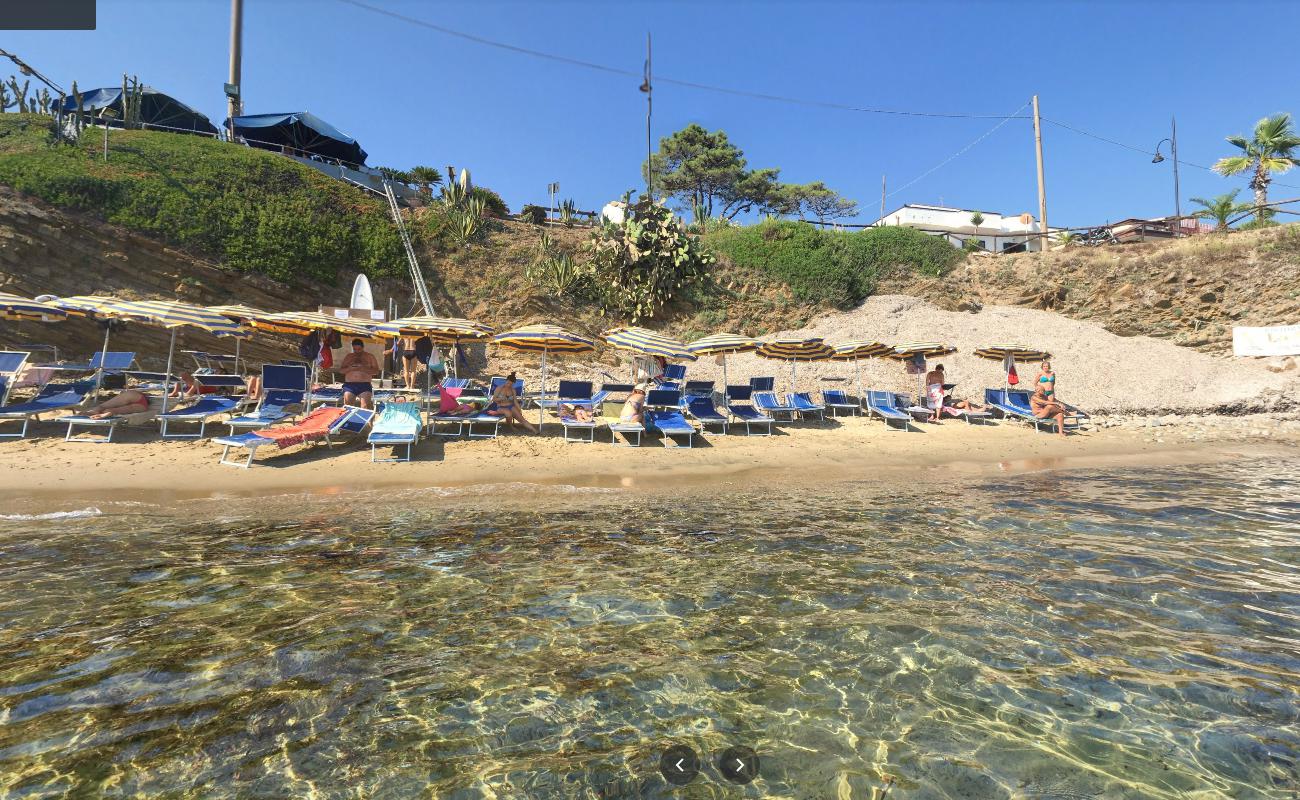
[1,409,1295,512]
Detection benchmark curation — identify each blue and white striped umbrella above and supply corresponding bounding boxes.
[494,325,597,426]
[601,326,696,361]
[0,292,67,322]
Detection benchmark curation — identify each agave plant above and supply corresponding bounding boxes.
[559,198,577,227]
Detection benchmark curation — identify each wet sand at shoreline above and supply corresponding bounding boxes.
[0,412,1293,513]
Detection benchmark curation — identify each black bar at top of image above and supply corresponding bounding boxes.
[1,0,96,30]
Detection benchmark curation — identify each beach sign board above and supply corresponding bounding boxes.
[1232,324,1300,357]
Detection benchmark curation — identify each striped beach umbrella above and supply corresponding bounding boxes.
[889,342,957,409]
[601,326,697,361]
[973,344,1050,362]
[0,292,67,322]
[47,296,135,395]
[828,340,892,406]
[106,300,249,416]
[494,325,597,426]
[687,333,760,396]
[250,311,377,338]
[974,344,1050,389]
[371,316,494,342]
[371,316,495,388]
[756,337,834,388]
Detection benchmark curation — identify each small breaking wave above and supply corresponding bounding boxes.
[0,507,103,521]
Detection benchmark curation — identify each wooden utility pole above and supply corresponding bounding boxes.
[226,0,243,138]
[1032,94,1048,250]
[641,33,653,200]
[879,174,886,224]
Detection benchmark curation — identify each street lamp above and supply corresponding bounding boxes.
[1153,116,1182,236]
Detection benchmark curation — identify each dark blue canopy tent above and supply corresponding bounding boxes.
[53,86,218,135]
[226,111,368,166]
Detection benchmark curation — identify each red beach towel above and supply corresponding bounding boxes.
[255,407,346,448]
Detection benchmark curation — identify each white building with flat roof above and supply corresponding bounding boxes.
[872,204,1051,252]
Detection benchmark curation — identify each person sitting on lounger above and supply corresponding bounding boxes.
[339,339,379,409]
[620,385,647,424]
[486,371,537,433]
[85,389,151,419]
[1030,385,1068,437]
[925,363,946,423]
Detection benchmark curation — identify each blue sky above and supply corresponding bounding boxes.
[7,0,1299,226]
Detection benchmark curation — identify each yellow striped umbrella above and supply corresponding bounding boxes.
[47,295,125,317]
[756,337,834,388]
[975,344,1050,389]
[601,326,697,361]
[47,296,137,395]
[370,316,494,342]
[687,333,760,393]
[828,340,892,404]
[250,311,379,338]
[889,343,957,406]
[494,325,597,426]
[973,344,1050,362]
[0,292,67,322]
[370,316,495,384]
[106,300,250,416]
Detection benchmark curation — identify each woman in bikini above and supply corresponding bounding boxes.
[1030,385,1068,437]
[1036,360,1057,401]
[486,371,538,434]
[85,389,151,419]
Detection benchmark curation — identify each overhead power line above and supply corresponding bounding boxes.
[1044,117,1300,190]
[337,0,1029,120]
[886,101,1031,200]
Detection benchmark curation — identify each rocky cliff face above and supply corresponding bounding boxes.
[0,187,343,367]
[878,225,1300,356]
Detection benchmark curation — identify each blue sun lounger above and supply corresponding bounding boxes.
[0,381,95,438]
[985,388,1057,431]
[789,392,825,421]
[215,406,375,468]
[47,351,137,373]
[225,365,309,434]
[750,376,775,392]
[725,385,773,436]
[821,389,859,417]
[866,390,911,431]
[645,390,695,448]
[0,351,29,408]
[683,380,715,401]
[686,396,728,434]
[159,396,239,439]
[754,391,798,421]
[369,401,422,462]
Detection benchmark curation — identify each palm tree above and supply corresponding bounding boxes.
[408,166,444,197]
[1213,113,1300,216]
[1189,189,1252,231]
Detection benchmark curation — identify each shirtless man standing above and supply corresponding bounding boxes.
[338,338,379,409]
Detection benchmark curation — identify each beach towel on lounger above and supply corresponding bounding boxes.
[256,407,347,448]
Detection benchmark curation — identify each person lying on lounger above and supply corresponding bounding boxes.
[169,372,224,398]
[559,403,593,422]
[620,386,647,424]
[1030,385,1068,437]
[486,371,537,434]
[85,389,151,419]
[944,395,987,413]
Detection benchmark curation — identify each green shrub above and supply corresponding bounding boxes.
[704,221,959,308]
[0,114,404,284]
[472,186,510,217]
[519,204,547,225]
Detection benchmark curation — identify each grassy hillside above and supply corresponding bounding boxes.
[0,114,403,283]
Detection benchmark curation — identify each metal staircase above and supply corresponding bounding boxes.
[384,182,434,317]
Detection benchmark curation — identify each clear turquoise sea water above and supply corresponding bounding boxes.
[0,460,1297,798]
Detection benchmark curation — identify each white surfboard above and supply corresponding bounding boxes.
[350,273,374,310]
